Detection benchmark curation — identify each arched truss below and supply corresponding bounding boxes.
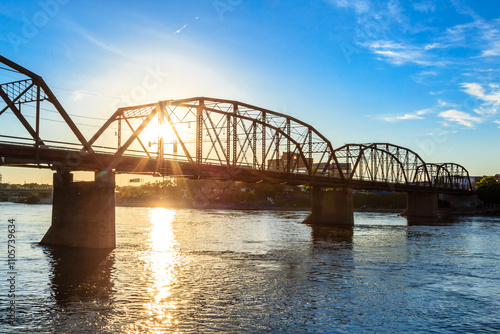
[360,143,432,185]
[89,97,344,177]
[333,144,471,190]
[422,163,472,190]
[333,143,427,185]
[88,97,473,191]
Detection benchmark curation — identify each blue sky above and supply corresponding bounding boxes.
[0,0,499,184]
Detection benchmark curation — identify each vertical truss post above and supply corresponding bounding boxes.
[196,100,204,164]
[308,129,312,175]
[226,114,231,165]
[253,121,257,169]
[262,112,266,170]
[35,86,41,160]
[232,104,238,167]
[275,133,280,172]
[117,117,121,149]
[286,119,291,173]
[158,102,165,173]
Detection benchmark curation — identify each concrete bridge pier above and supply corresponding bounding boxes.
[41,171,116,249]
[304,187,354,227]
[403,192,438,225]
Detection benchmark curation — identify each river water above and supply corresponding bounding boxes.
[1,203,500,333]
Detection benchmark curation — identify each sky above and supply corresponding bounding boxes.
[0,0,499,184]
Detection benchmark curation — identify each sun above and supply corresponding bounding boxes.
[158,120,175,144]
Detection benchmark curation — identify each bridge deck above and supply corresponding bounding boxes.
[0,143,471,194]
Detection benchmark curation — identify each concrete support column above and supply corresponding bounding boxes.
[41,171,116,249]
[404,192,438,220]
[304,187,354,226]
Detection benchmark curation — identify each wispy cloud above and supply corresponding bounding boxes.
[412,70,439,83]
[439,18,500,59]
[461,82,500,114]
[412,1,435,13]
[327,0,500,133]
[329,0,500,69]
[438,109,481,128]
[387,0,405,23]
[326,0,370,14]
[379,108,432,122]
[450,0,482,20]
[482,42,500,57]
[437,99,460,108]
[495,120,500,128]
[380,114,423,122]
[364,40,435,66]
[69,23,132,60]
[421,129,458,137]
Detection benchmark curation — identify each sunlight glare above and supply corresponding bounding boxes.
[144,208,181,332]
[159,120,175,144]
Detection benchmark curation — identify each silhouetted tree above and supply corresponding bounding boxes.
[476,176,500,204]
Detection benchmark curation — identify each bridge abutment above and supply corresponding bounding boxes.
[41,171,116,249]
[304,187,354,226]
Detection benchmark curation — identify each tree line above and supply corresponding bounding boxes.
[475,176,500,204]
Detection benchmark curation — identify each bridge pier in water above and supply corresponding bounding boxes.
[403,192,439,224]
[41,171,116,249]
[304,187,354,227]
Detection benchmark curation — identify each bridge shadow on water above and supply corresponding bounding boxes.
[308,225,354,245]
[40,246,115,305]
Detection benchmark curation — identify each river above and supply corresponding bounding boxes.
[1,203,500,333]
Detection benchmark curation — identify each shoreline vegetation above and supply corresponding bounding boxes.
[113,180,500,217]
[115,180,412,212]
[1,179,499,216]
[115,197,498,217]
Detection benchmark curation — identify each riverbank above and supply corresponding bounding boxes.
[116,198,312,211]
[116,198,499,217]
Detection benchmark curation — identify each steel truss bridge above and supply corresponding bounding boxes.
[0,56,472,194]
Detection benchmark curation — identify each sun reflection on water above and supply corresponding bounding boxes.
[144,208,182,332]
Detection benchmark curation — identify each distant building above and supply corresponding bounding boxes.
[470,176,483,188]
[267,152,313,172]
[469,175,500,188]
[313,162,351,176]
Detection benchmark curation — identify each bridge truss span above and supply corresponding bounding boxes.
[0,55,93,155]
[86,97,472,192]
[334,143,423,185]
[333,143,471,191]
[89,97,345,178]
[422,163,472,191]
[0,56,473,193]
